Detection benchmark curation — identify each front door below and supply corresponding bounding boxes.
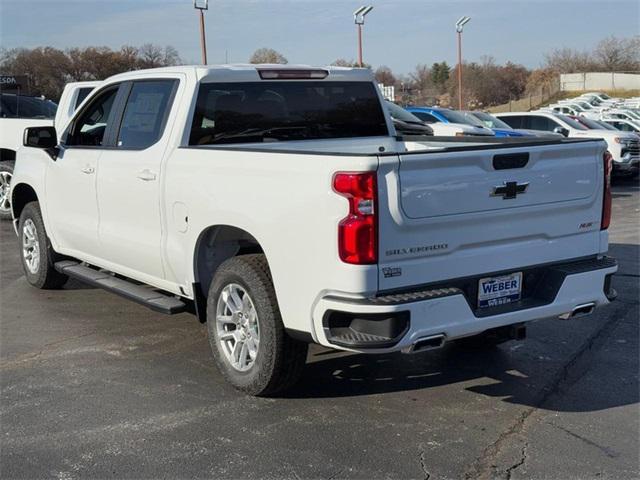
[45,85,121,258]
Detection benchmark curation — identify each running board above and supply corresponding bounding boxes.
[54,261,187,315]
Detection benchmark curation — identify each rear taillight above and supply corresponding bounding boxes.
[333,172,377,264]
[601,151,612,230]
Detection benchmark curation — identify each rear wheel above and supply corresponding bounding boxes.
[0,161,15,221]
[206,254,308,396]
[18,202,68,289]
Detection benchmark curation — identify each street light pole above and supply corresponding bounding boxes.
[358,23,363,67]
[455,16,470,110]
[194,0,209,65]
[354,6,373,67]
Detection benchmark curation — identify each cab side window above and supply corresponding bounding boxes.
[529,116,556,131]
[116,80,176,149]
[500,116,523,129]
[66,87,119,147]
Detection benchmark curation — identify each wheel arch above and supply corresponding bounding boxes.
[10,182,39,221]
[192,224,266,321]
[0,148,17,162]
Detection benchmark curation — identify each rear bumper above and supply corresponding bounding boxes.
[312,256,617,353]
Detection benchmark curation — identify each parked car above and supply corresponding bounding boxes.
[405,106,495,136]
[578,93,620,107]
[601,109,640,123]
[466,111,535,137]
[497,111,639,176]
[601,118,640,136]
[0,93,57,220]
[469,111,561,138]
[568,115,616,131]
[12,65,617,395]
[547,103,600,120]
[0,81,97,221]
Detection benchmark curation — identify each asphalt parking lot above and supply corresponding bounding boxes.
[1,179,638,480]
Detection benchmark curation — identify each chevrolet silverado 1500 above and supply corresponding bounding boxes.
[11,65,617,395]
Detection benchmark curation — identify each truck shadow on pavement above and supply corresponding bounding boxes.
[284,326,639,413]
[611,175,639,197]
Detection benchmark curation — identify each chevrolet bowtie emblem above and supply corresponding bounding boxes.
[491,181,529,200]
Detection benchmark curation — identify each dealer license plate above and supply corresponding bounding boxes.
[477,272,522,308]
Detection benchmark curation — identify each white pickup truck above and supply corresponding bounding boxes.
[11,65,617,395]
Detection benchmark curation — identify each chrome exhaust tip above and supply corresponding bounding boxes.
[402,334,446,354]
[558,302,596,320]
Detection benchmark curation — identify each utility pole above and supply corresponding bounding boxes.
[194,0,209,65]
[455,16,470,110]
[353,6,373,67]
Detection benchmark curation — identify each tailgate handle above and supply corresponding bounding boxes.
[493,152,529,170]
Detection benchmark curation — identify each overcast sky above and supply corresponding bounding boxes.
[1,0,638,74]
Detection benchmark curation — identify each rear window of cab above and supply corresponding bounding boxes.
[189,81,389,145]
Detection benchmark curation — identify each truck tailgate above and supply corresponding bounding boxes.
[377,140,607,292]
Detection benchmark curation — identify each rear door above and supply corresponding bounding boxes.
[95,78,180,280]
[377,140,606,291]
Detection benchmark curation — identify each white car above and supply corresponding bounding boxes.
[601,109,640,123]
[497,111,639,176]
[548,103,600,120]
[0,81,98,220]
[578,93,621,106]
[0,93,56,220]
[601,118,640,136]
[11,65,617,395]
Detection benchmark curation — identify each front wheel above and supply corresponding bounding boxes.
[206,254,308,396]
[18,202,68,289]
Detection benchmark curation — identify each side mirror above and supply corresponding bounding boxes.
[553,126,569,137]
[23,126,59,160]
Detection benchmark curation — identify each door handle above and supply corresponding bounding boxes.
[137,169,157,181]
[81,166,95,174]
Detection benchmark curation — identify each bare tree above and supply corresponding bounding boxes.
[525,68,558,95]
[374,66,396,86]
[543,47,596,73]
[331,59,370,68]
[249,48,288,64]
[136,44,180,69]
[409,64,439,105]
[446,57,529,108]
[0,47,72,100]
[0,45,183,101]
[594,36,640,71]
[332,59,358,67]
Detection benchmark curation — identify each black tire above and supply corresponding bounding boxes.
[0,161,15,221]
[18,201,68,289]
[206,254,308,396]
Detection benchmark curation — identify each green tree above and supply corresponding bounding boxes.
[431,62,450,92]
